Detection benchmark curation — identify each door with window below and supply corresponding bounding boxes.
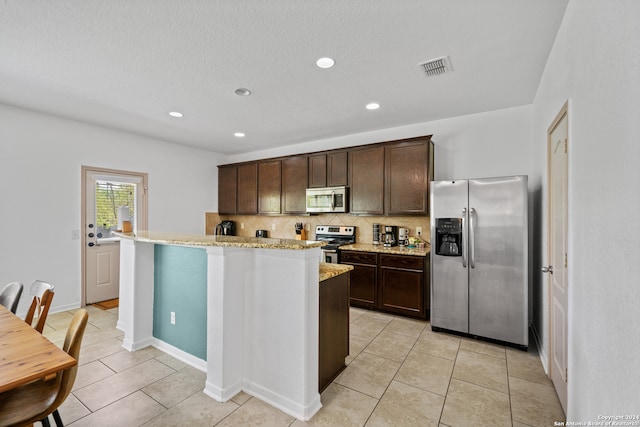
[82,167,147,304]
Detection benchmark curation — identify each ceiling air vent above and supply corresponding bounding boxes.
[419,56,451,77]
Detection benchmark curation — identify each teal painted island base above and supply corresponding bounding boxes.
[116,231,325,421]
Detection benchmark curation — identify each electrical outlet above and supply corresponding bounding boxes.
[170,312,176,325]
[271,224,276,231]
[71,230,80,240]
[416,227,422,236]
[241,223,245,230]
[305,223,310,231]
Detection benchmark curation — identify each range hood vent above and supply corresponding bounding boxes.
[419,56,451,77]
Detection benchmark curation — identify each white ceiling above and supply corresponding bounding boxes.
[0,1,568,154]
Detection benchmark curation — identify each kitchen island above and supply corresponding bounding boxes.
[115,231,329,420]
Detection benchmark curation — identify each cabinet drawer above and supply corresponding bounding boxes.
[379,254,424,270]
[340,251,377,265]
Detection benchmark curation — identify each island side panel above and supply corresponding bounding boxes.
[205,246,247,402]
[153,245,208,360]
[118,238,155,351]
[243,247,322,420]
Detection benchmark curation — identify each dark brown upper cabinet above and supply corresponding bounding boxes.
[385,138,434,215]
[308,154,327,188]
[349,146,385,215]
[327,151,348,187]
[282,155,308,214]
[237,163,258,214]
[258,160,282,214]
[217,135,433,216]
[218,165,237,215]
[308,150,348,188]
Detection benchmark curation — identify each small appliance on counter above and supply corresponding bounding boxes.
[215,220,235,236]
[372,223,381,245]
[255,229,268,238]
[383,225,398,247]
[398,227,409,246]
[314,225,356,263]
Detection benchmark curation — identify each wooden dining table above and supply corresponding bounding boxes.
[0,304,76,393]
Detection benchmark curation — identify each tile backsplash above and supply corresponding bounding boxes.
[205,212,431,244]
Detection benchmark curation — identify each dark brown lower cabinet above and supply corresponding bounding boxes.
[340,250,430,320]
[318,272,350,392]
[339,251,377,309]
[379,254,429,319]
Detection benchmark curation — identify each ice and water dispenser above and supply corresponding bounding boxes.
[435,218,462,256]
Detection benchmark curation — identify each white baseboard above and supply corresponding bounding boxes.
[242,380,322,421]
[531,323,549,375]
[151,338,207,372]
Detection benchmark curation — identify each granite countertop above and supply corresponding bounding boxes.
[113,231,325,250]
[319,262,353,282]
[339,243,430,257]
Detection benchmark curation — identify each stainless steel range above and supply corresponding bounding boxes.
[315,225,356,263]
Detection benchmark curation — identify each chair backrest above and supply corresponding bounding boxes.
[24,280,55,333]
[0,281,24,314]
[49,309,89,413]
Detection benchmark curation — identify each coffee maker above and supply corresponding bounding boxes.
[215,220,235,236]
[372,224,382,245]
[383,225,398,247]
[398,227,409,246]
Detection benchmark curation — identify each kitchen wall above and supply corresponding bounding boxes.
[0,103,223,314]
[206,212,431,243]
[226,105,535,184]
[532,0,640,419]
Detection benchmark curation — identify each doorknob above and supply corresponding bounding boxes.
[541,265,554,274]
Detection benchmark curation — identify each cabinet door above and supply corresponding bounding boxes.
[379,254,426,318]
[385,140,431,215]
[308,154,327,188]
[282,155,308,214]
[237,163,257,214]
[327,151,348,187]
[218,165,237,214]
[340,251,377,308]
[318,273,349,392]
[258,160,282,214]
[349,146,385,215]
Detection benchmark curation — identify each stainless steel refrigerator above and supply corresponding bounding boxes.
[429,175,528,347]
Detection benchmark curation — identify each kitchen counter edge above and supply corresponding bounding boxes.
[339,243,430,257]
[113,231,325,250]
[319,263,354,282]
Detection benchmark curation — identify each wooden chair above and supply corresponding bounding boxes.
[0,281,23,314]
[0,308,89,427]
[24,280,55,333]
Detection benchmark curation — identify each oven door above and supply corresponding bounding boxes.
[322,249,338,264]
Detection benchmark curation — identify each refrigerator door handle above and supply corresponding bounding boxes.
[469,207,476,268]
[461,208,467,268]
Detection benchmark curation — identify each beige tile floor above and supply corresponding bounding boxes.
[37,305,565,426]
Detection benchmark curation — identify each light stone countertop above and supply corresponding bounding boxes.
[113,231,325,250]
[339,243,431,257]
[319,262,354,282]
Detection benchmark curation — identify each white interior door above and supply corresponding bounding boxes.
[546,103,569,413]
[82,167,147,304]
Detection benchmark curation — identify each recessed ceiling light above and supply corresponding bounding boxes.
[234,132,245,138]
[168,111,183,118]
[316,57,335,69]
[366,103,380,110]
[235,88,252,96]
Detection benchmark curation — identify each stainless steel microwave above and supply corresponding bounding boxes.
[306,186,349,213]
